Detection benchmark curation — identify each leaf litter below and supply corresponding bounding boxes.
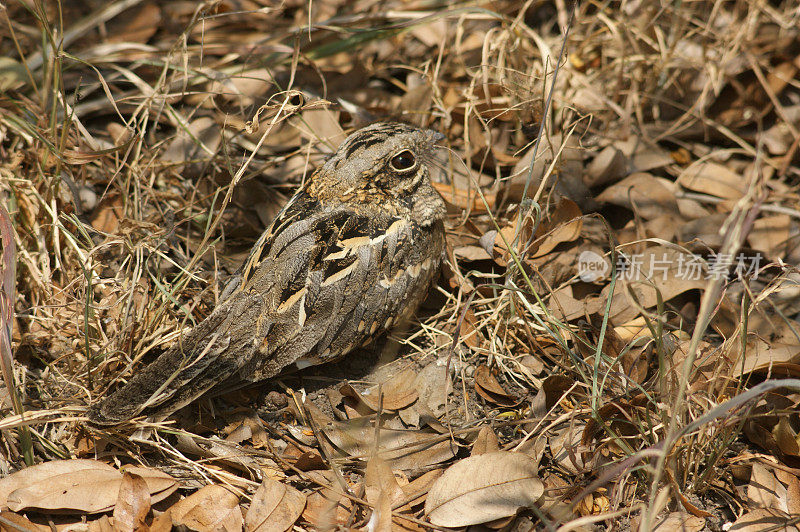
[1,0,800,530]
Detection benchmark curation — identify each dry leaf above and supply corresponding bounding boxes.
[400,469,442,508]
[302,487,352,530]
[748,215,792,259]
[432,181,495,212]
[584,145,627,187]
[596,172,678,220]
[90,194,124,233]
[414,361,451,418]
[113,472,151,532]
[1,460,176,515]
[4,467,121,514]
[748,463,788,512]
[106,3,161,44]
[0,510,46,532]
[160,116,222,174]
[0,460,114,510]
[363,456,421,530]
[474,365,517,406]
[471,426,500,456]
[296,107,346,151]
[530,198,583,258]
[729,508,800,531]
[322,418,456,471]
[424,451,543,527]
[549,423,586,475]
[364,457,404,509]
[453,245,492,262]
[360,368,419,411]
[651,512,705,532]
[245,476,306,532]
[531,375,574,418]
[170,485,243,532]
[594,246,708,324]
[677,160,747,200]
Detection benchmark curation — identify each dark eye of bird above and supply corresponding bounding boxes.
[390,150,416,171]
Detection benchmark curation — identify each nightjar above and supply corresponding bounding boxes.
[89,122,446,425]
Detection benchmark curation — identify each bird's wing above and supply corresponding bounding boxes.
[238,197,441,381]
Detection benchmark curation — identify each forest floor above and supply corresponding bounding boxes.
[1,0,800,530]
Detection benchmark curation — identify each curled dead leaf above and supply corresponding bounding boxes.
[474,365,517,406]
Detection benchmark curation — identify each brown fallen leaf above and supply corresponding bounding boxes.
[424,451,543,527]
[0,460,113,510]
[414,361,452,418]
[170,485,242,532]
[358,367,419,412]
[5,467,120,514]
[0,460,176,515]
[120,466,179,503]
[532,375,574,418]
[530,197,583,258]
[400,469,443,508]
[113,472,151,532]
[322,418,456,471]
[89,515,115,532]
[471,426,500,456]
[596,172,679,220]
[747,463,789,512]
[160,116,222,175]
[748,214,792,259]
[590,246,709,324]
[364,457,404,509]
[729,508,800,531]
[364,456,422,531]
[549,422,587,476]
[105,3,161,44]
[474,365,518,406]
[677,160,747,200]
[0,510,47,532]
[296,107,346,151]
[90,194,124,234]
[245,476,306,532]
[647,512,705,532]
[432,181,496,212]
[584,145,627,187]
[302,487,353,530]
[149,510,173,532]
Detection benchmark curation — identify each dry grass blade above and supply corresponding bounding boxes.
[2,0,800,529]
[0,201,32,465]
[0,202,16,408]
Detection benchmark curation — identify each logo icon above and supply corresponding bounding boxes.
[578,250,608,282]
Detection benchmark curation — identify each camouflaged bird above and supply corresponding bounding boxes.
[88,122,446,425]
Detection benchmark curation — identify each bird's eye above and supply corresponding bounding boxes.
[390,150,416,171]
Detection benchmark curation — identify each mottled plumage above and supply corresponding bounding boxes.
[89,122,446,425]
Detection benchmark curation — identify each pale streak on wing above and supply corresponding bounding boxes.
[276,286,307,313]
[321,260,359,287]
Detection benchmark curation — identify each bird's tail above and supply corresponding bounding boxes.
[88,294,263,425]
